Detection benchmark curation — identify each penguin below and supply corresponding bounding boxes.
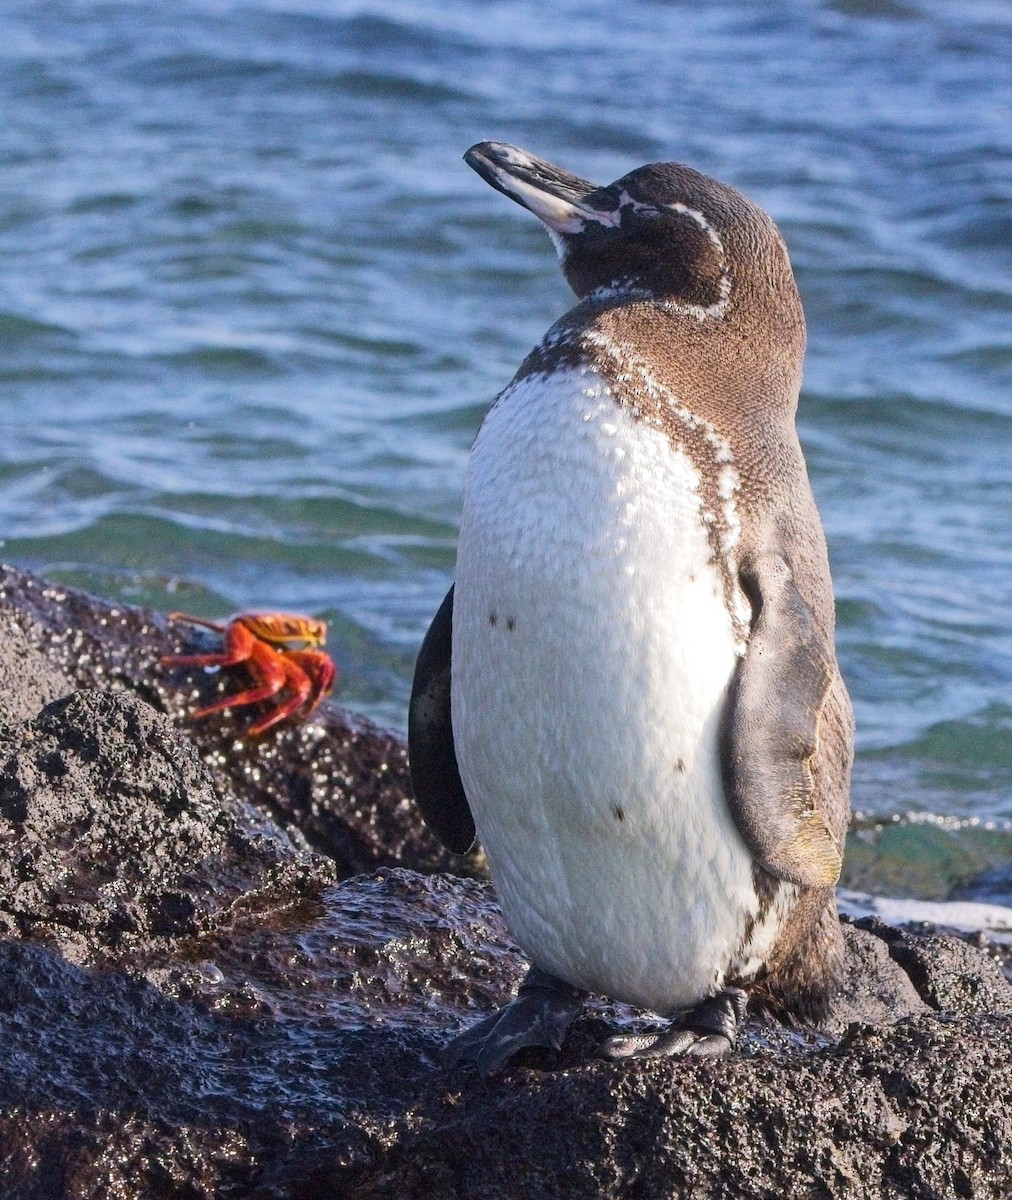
[408,141,854,1075]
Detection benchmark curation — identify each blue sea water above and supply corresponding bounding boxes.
[1,0,1010,898]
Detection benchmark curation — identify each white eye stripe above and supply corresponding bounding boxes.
[617,190,725,249]
[667,201,726,254]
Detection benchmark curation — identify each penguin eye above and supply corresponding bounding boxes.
[618,202,663,229]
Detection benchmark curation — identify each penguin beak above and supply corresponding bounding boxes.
[465,142,620,234]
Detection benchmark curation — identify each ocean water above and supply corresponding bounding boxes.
[1,0,1009,901]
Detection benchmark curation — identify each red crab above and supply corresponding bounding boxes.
[161,610,338,736]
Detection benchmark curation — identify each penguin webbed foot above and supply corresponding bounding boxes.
[443,966,584,1077]
[599,987,748,1061]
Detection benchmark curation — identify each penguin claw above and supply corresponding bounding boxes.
[599,1028,733,1060]
[598,987,747,1062]
[442,966,584,1077]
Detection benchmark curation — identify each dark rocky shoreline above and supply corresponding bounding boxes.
[1,561,1011,1199]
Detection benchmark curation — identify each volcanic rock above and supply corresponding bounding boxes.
[1,562,1011,1199]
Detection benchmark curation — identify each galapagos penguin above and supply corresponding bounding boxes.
[409,141,853,1075]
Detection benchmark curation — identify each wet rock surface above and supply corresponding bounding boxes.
[1,562,1011,1199]
[0,690,333,960]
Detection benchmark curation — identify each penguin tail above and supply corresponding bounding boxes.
[750,889,845,1026]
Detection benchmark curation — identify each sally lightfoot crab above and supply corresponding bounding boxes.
[161,611,338,736]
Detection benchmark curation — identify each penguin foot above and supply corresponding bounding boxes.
[443,966,584,1077]
[599,987,748,1061]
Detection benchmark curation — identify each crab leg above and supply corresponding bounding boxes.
[239,654,316,736]
[186,637,291,719]
[161,617,260,670]
[285,648,338,708]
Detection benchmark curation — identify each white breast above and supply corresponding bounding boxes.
[452,365,765,1015]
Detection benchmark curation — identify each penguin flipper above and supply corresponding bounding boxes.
[408,585,476,854]
[720,553,846,889]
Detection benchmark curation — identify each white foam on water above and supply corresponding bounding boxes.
[838,888,1012,935]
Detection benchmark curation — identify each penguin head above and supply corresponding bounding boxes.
[465,142,800,326]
